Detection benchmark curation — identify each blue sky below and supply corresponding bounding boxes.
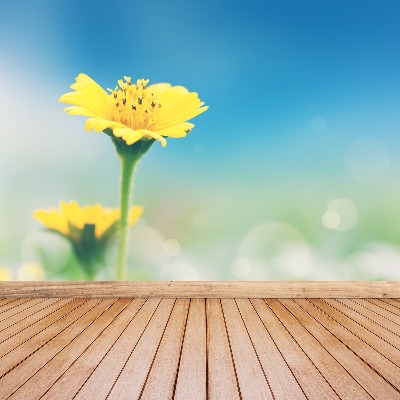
[2,0,399,166]
[1,0,400,278]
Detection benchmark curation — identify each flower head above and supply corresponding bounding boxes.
[59,74,208,147]
[34,201,143,238]
[34,201,143,278]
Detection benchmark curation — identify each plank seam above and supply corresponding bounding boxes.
[0,299,19,310]
[264,299,341,399]
[0,299,57,333]
[384,299,400,307]
[220,299,243,400]
[0,299,76,351]
[369,299,400,314]
[103,299,168,399]
[137,299,177,400]
[5,299,112,398]
[357,299,400,325]
[305,299,400,393]
[0,299,46,322]
[318,300,400,361]
[336,299,400,338]
[0,299,28,316]
[0,299,100,381]
[171,298,191,399]
[280,299,372,398]
[0,298,48,324]
[349,299,400,328]
[70,299,149,400]
[250,299,307,400]
[234,299,275,400]
[41,299,137,399]
[205,299,209,400]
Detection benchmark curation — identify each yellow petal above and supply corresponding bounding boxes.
[95,209,120,237]
[83,204,102,225]
[154,90,207,130]
[59,92,111,119]
[63,106,102,118]
[136,129,167,147]
[33,209,69,235]
[115,127,143,144]
[59,73,112,119]
[62,201,84,229]
[129,206,144,226]
[156,122,195,138]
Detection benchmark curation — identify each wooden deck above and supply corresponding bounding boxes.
[0,282,399,399]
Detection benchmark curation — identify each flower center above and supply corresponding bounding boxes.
[108,77,161,130]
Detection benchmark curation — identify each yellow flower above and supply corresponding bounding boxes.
[34,201,143,238]
[59,74,208,147]
[34,201,143,279]
[0,266,12,281]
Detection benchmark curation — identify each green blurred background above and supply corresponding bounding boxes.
[1,0,400,280]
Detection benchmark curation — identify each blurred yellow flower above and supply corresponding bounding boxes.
[59,74,208,147]
[0,266,12,281]
[18,263,45,281]
[34,201,143,238]
[33,201,143,279]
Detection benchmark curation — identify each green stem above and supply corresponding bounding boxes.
[106,129,156,281]
[116,154,137,280]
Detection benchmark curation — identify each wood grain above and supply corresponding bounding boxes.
[0,293,399,399]
[174,299,207,400]
[0,281,399,298]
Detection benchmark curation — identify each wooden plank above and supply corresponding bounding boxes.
[311,299,400,368]
[0,299,44,322]
[106,299,175,400]
[0,299,76,358]
[235,298,305,399]
[140,299,190,399]
[10,299,131,399]
[206,299,240,400]
[0,298,18,307]
[302,299,400,391]
[0,298,58,332]
[327,299,400,350]
[0,299,111,398]
[40,298,146,400]
[0,299,91,377]
[0,281,399,298]
[282,299,398,399]
[346,299,400,332]
[0,298,71,343]
[174,299,207,400]
[254,299,339,399]
[72,298,162,399]
[382,299,400,309]
[221,299,274,399]
[371,299,400,319]
[0,299,31,314]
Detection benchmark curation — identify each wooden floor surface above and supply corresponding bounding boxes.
[0,297,400,399]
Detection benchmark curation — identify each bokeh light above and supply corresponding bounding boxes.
[0,267,12,281]
[1,0,400,280]
[344,138,391,183]
[322,198,358,231]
